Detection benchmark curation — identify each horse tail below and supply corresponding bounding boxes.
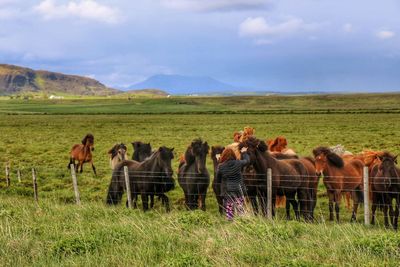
[106,163,126,205]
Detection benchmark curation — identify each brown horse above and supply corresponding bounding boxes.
[370,152,400,229]
[68,134,96,175]
[313,147,364,222]
[242,137,311,220]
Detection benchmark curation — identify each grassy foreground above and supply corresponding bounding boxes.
[1,196,399,266]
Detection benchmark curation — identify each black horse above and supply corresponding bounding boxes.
[211,145,225,214]
[371,152,400,229]
[178,139,210,211]
[132,141,152,161]
[106,146,175,212]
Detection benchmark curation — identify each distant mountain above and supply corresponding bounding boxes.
[0,64,118,96]
[123,89,169,96]
[129,74,243,94]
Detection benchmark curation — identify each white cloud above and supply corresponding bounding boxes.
[376,30,395,40]
[161,0,270,12]
[239,16,319,37]
[34,0,121,24]
[343,23,353,33]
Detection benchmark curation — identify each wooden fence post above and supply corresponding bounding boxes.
[267,168,272,220]
[32,168,38,205]
[70,164,81,205]
[124,166,133,209]
[363,166,370,225]
[5,162,10,187]
[17,169,21,183]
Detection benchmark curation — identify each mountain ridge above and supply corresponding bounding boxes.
[0,64,119,96]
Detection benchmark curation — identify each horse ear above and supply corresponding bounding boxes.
[158,147,163,152]
[171,147,174,152]
[394,155,398,164]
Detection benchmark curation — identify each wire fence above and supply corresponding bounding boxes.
[1,162,399,227]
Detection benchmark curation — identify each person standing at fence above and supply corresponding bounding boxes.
[217,147,250,220]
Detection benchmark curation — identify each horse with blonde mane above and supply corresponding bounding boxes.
[108,143,128,170]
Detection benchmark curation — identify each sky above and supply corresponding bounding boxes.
[1,0,399,92]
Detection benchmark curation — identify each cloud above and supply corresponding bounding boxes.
[34,0,121,24]
[343,23,353,33]
[161,0,270,12]
[376,30,395,40]
[239,16,319,38]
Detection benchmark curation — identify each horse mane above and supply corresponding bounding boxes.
[313,146,344,168]
[267,136,288,152]
[239,127,255,142]
[81,133,94,145]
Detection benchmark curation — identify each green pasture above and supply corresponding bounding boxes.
[1,96,400,266]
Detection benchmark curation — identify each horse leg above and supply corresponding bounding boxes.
[90,160,97,176]
[334,191,341,223]
[68,157,75,170]
[250,195,258,215]
[328,191,334,221]
[383,198,389,228]
[150,194,155,209]
[371,196,377,225]
[141,193,149,212]
[393,197,399,230]
[200,192,207,211]
[161,194,170,212]
[79,161,84,173]
[350,191,359,222]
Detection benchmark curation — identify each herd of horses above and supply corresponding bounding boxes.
[68,130,400,229]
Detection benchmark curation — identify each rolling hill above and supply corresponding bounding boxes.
[0,64,118,96]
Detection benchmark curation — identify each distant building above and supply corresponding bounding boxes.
[49,95,64,99]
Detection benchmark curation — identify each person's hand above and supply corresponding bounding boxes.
[216,154,221,160]
[240,147,248,153]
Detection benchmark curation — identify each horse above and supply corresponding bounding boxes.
[108,143,128,170]
[178,139,210,211]
[313,147,364,222]
[68,134,96,175]
[132,141,152,161]
[131,141,159,208]
[211,145,225,214]
[267,136,297,156]
[370,152,400,229]
[106,146,175,212]
[241,137,311,220]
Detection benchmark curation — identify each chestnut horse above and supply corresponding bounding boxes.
[313,147,364,222]
[211,145,225,214]
[68,134,96,175]
[370,152,400,229]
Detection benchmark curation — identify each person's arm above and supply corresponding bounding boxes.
[238,147,250,166]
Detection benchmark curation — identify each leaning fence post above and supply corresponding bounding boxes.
[32,168,38,205]
[17,169,21,183]
[5,162,10,187]
[267,168,272,220]
[363,166,370,225]
[70,164,81,205]
[124,166,133,209]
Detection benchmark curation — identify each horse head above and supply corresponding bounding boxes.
[313,146,344,177]
[132,141,152,162]
[190,139,209,174]
[378,152,399,189]
[240,136,266,173]
[82,134,95,151]
[157,146,175,191]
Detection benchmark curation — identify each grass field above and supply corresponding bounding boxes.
[1,95,400,266]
